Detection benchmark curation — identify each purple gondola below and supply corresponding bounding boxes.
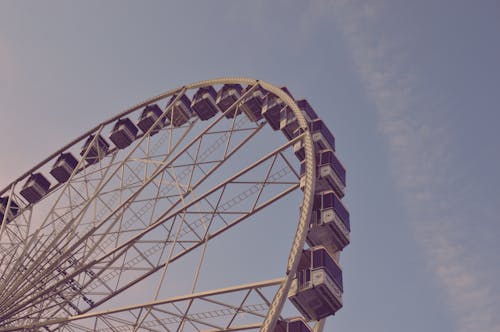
[280,107,299,140]
[307,191,350,251]
[299,151,345,198]
[311,119,335,150]
[0,196,19,224]
[289,247,343,321]
[280,99,319,141]
[216,84,243,118]
[191,86,218,120]
[262,87,293,130]
[241,85,266,122]
[317,150,345,197]
[109,117,138,149]
[299,150,346,197]
[294,118,336,160]
[20,173,50,204]
[137,104,165,135]
[80,134,109,164]
[297,99,318,122]
[166,93,193,127]
[50,152,78,183]
[274,317,312,332]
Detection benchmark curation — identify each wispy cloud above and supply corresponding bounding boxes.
[307,0,500,331]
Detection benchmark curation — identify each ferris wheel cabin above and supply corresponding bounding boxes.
[20,173,51,204]
[294,119,336,161]
[215,84,243,118]
[307,191,350,252]
[50,152,78,183]
[109,117,139,149]
[280,99,319,141]
[166,93,193,127]
[274,317,312,332]
[262,87,294,130]
[0,196,19,224]
[279,106,298,140]
[241,85,266,122]
[297,99,319,122]
[299,149,346,198]
[310,119,336,151]
[137,104,165,135]
[240,86,265,122]
[316,150,346,197]
[80,134,110,164]
[191,86,218,120]
[289,247,343,321]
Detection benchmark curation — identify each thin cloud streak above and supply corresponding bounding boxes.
[309,1,500,331]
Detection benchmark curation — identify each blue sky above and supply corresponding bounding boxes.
[1,1,499,331]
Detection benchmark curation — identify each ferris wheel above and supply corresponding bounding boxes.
[0,78,349,332]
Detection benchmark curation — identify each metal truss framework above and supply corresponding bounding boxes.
[0,78,319,332]
[2,278,284,331]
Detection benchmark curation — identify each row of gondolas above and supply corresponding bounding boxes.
[0,84,349,331]
[283,91,349,331]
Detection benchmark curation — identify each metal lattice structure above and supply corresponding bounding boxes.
[0,78,349,332]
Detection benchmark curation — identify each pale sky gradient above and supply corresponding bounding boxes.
[1,1,499,332]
